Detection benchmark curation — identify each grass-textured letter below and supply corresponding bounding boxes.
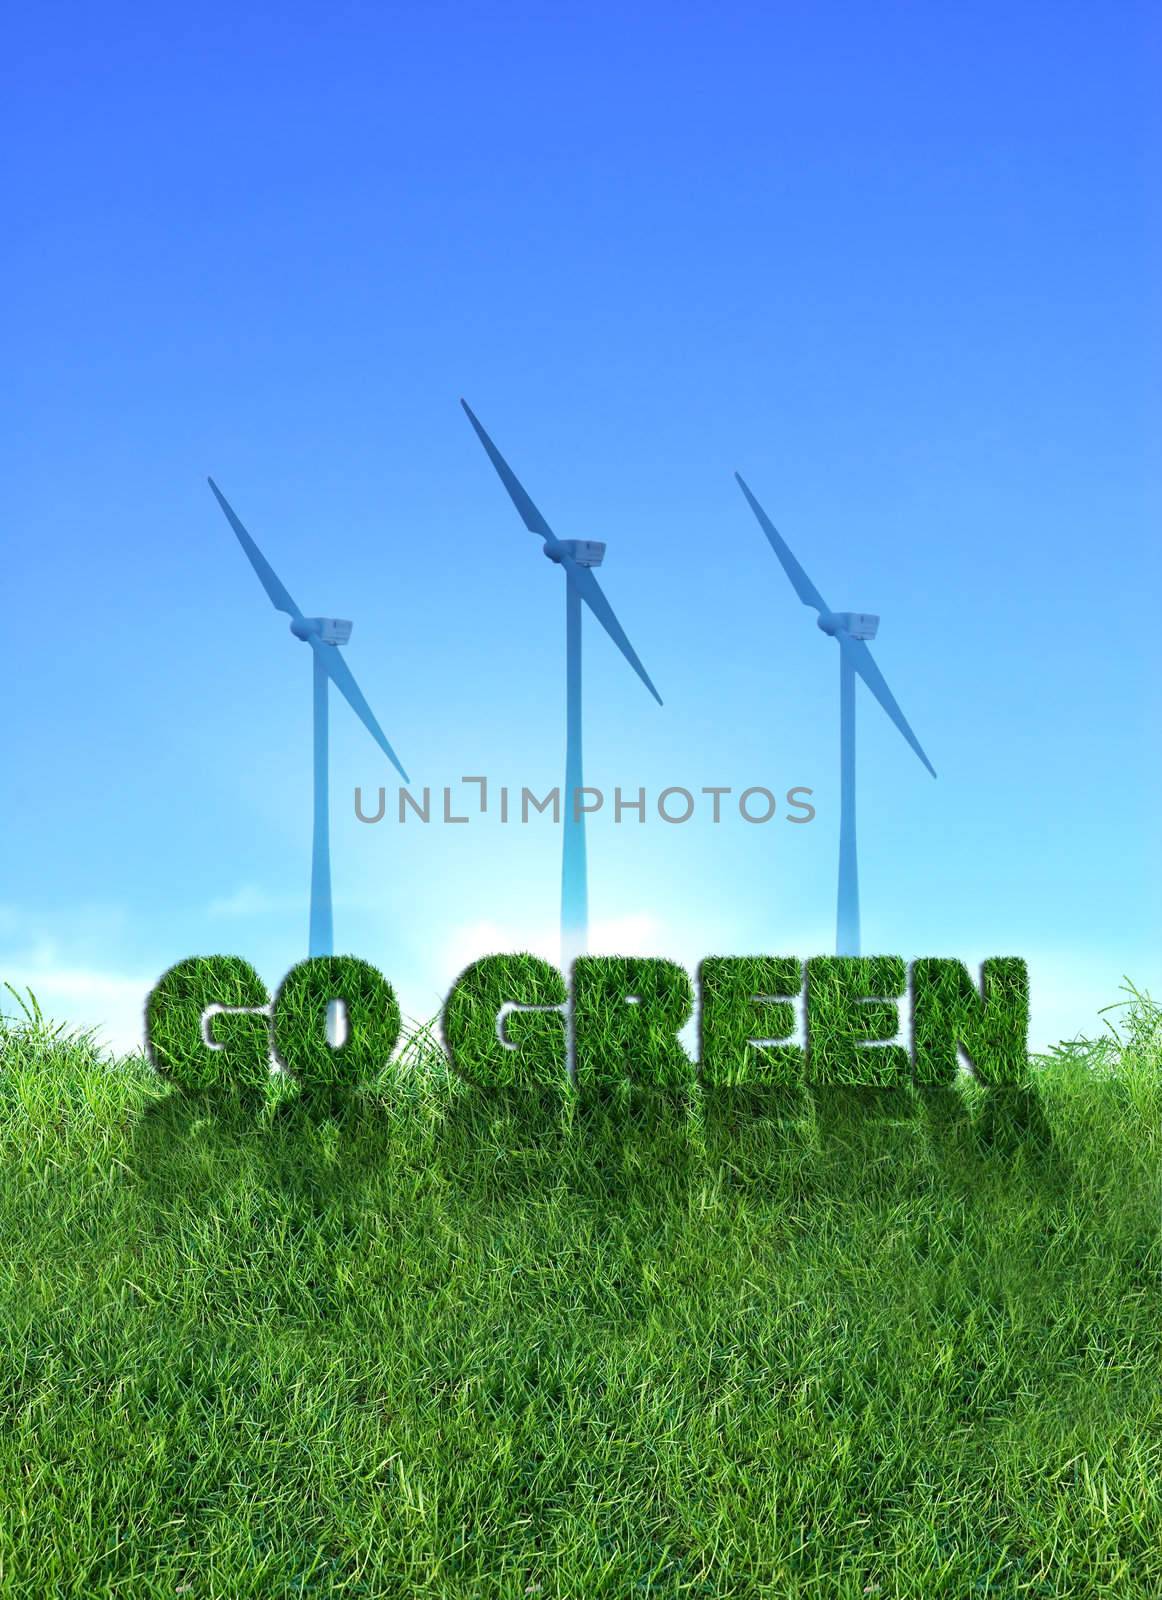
[911,958,1030,1087]
[443,954,567,1089]
[806,956,909,1087]
[272,956,401,1106]
[698,956,805,1090]
[572,956,695,1094]
[145,955,271,1102]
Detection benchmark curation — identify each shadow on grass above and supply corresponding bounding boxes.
[128,1065,1064,1239]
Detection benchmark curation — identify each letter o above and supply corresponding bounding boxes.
[657,786,695,824]
[739,787,777,823]
[273,956,400,1104]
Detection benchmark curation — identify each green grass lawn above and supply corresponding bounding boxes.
[0,985,1158,1599]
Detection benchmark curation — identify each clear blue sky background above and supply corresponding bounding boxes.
[3,0,1158,1054]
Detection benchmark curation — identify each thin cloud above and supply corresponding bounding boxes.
[206,884,298,918]
[1,962,153,1058]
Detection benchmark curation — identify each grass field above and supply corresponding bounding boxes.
[0,984,1158,1599]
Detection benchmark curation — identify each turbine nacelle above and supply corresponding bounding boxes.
[290,617,353,645]
[817,610,879,641]
[542,538,606,568]
[459,400,660,709]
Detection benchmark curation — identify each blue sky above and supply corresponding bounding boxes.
[3,0,1158,1055]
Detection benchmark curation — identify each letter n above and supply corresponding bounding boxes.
[911,958,1029,1088]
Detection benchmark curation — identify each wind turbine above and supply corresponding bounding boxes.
[734,474,936,956]
[460,401,662,970]
[207,478,409,961]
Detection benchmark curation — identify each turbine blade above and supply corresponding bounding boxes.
[735,473,829,614]
[561,556,663,706]
[208,478,303,618]
[460,399,556,539]
[310,637,410,783]
[838,632,936,778]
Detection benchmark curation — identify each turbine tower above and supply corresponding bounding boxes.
[734,474,935,956]
[460,401,662,971]
[208,478,409,959]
